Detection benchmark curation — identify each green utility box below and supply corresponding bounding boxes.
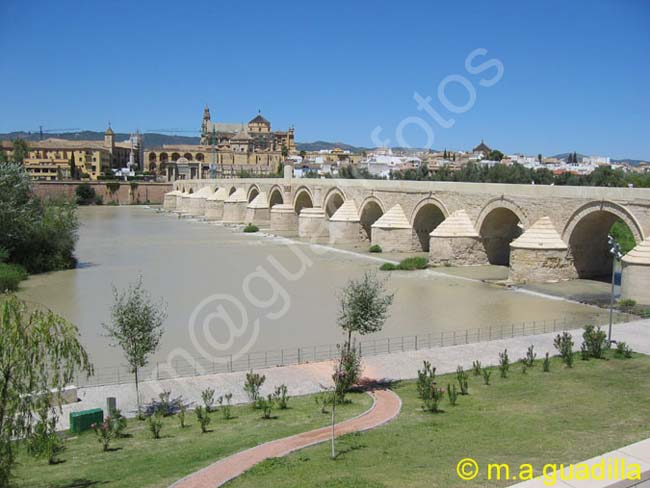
[70,408,103,433]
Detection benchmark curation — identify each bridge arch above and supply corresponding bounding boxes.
[269,185,284,207]
[563,201,643,279]
[477,199,529,266]
[323,187,346,219]
[359,196,385,241]
[410,197,449,251]
[293,186,314,215]
[247,184,261,203]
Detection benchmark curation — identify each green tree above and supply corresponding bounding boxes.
[69,152,77,179]
[0,296,93,485]
[337,271,394,350]
[103,277,167,414]
[281,144,288,159]
[488,149,504,161]
[11,139,28,164]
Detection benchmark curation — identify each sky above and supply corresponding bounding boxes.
[0,0,648,159]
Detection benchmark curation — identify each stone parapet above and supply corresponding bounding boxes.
[298,207,329,238]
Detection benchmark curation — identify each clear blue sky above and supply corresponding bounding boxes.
[1,0,648,159]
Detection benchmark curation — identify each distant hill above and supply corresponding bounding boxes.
[0,130,201,149]
[552,152,647,166]
[551,152,589,162]
[295,140,370,153]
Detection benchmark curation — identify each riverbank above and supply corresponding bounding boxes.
[56,319,650,431]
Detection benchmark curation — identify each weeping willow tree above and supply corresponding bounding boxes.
[0,295,93,486]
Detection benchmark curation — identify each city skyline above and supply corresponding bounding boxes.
[0,0,648,159]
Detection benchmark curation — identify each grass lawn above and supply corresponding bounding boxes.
[12,391,372,488]
[226,352,650,488]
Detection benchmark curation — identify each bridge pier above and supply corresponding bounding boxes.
[187,187,212,217]
[429,210,487,266]
[205,188,227,220]
[245,192,270,225]
[621,237,650,305]
[163,190,180,211]
[223,188,248,223]
[329,200,361,244]
[299,208,329,239]
[371,204,413,252]
[270,204,298,232]
[508,217,574,283]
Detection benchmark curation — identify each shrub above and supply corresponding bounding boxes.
[315,392,333,414]
[447,383,458,406]
[482,368,491,385]
[524,345,536,367]
[498,349,510,378]
[521,363,528,374]
[257,394,275,419]
[554,332,574,368]
[456,366,469,395]
[195,406,211,433]
[201,388,215,412]
[221,393,233,420]
[147,412,163,439]
[178,403,187,428]
[143,391,189,417]
[580,343,590,361]
[397,256,428,270]
[27,406,64,465]
[243,223,259,233]
[334,342,362,402]
[618,298,636,311]
[543,352,551,372]
[75,183,96,205]
[615,341,633,359]
[109,408,127,437]
[369,244,382,253]
[0,263,28,292]
[92,419,115,452]
[417,360,443,412]
[273,385,290,409]
[582,325,607,359]
[379,262,398,271]
[472,360,482,376]
[244,371,266,405]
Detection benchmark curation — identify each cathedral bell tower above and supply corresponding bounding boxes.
[200,105,211,145]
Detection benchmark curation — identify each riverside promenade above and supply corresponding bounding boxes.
[56,318,650,431]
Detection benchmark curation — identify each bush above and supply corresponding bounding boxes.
[195,406,211,433]
[178,403,187,428]
[472,360,482,376]
[143,391,189,417]
[482,368,492,385]
[221,393,233,420]
[618,299,637,311]
[417,360,443,412]
[397,257,428,270]
[273,385,290,409]
[243,223,259,233]
[369,244,382,253]
[379,262,398,271]
[554,332,574,368]
[27,407,64,465]
[91,419,115,452]
[0,263,28,292]
[257,394,275,419]
[75,183,96,205]
[201,388,215,412]
[447,383,458,406]
[456,366,469,395]
[109,408,127,437]
[147,412,163,439]
[582,325,607,359]
[498,349,510,378]
[543,352,551,372]
[244,371,266,405]
[524,345,536,367]
[315,392,334,414]
[615,341,633,359]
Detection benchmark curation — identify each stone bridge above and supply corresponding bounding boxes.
[164,175,650,304]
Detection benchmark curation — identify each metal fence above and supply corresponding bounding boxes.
[76,314,634,387]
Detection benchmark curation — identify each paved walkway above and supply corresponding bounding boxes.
[169,388,402,488]
[57,319,650,430]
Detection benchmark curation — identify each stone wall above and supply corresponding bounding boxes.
[509,248,577,283]
[33,181,172,205]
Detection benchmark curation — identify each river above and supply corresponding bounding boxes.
[18,206,619,383]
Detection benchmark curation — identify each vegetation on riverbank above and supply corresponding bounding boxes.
[229,352,650,488]
[11,392,371,488]
[380,256,428,271]
[0,163,79,285]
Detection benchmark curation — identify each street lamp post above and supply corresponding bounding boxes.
[607,234,623,345]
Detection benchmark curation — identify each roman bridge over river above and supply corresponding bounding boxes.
[164,174,650,304]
